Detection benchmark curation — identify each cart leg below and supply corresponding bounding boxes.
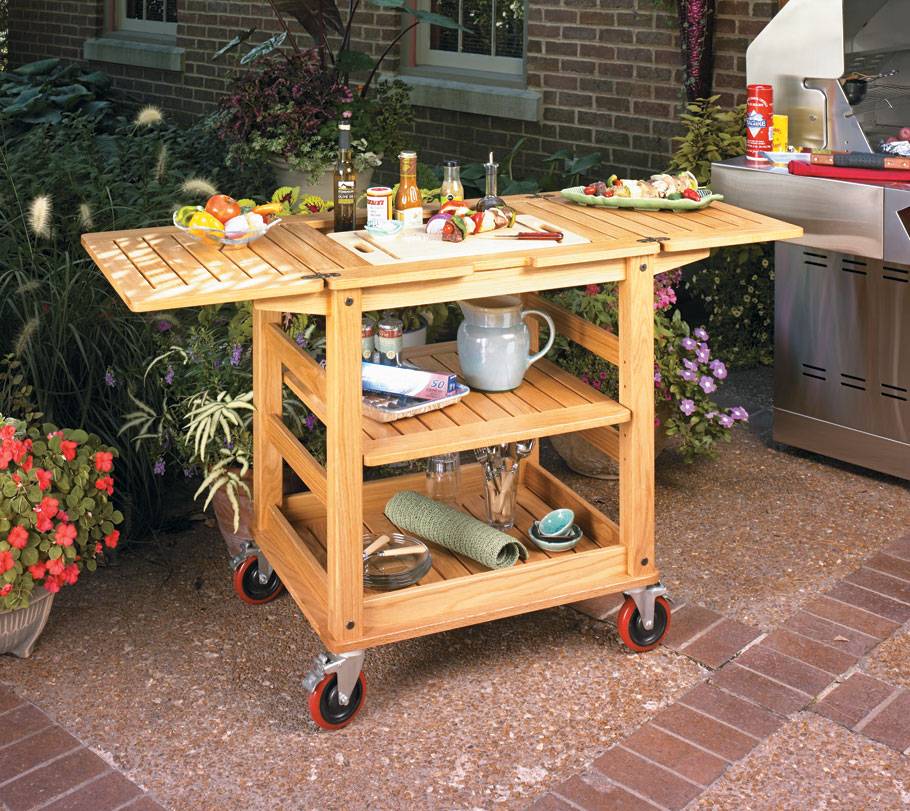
[305,650,368,730]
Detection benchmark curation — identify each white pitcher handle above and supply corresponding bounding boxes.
[522,309,557,367]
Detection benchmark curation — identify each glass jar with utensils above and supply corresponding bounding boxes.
[475,440,534,529]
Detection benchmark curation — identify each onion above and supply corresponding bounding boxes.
[425,212,453,235]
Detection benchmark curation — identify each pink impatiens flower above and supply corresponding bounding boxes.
[7,526,28,550]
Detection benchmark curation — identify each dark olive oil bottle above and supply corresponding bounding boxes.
[333,122,356,232]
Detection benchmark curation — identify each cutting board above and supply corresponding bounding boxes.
[327,214,589,266]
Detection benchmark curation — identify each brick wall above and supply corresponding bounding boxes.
[7,0,775,177]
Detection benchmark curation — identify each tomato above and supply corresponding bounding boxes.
[583,184,596,195]
[682,188,701,202]
[205,194,242,224]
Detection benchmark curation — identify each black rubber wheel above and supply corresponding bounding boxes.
[232,556,285,604]
[309,673,367,730]
[617,595,671,652]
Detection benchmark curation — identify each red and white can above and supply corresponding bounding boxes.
[745,84,774,160]
[366,186,393,228]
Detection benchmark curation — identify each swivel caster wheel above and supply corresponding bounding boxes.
[232,555,285,605]
[308,672,367,730]
[617,593,671,652]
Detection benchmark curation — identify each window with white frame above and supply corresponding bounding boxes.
[118,0,178,36]
[416,0,525,76]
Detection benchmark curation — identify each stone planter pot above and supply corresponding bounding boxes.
[271,159,377,203]
[551,404,672,479]
[0,588,54,658]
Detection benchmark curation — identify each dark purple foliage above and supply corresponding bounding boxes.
[677,0,717,102]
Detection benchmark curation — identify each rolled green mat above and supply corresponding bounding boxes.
[384,490,529,570]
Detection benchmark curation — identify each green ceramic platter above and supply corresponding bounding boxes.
[560,186,724,211]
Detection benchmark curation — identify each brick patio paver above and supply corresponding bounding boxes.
[0,687,167,811]
[526,535,910,810]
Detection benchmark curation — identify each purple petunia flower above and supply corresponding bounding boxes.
[679,369,698,382]
[730,406,749,422]
[155,320,172,333]
[599,371,607,380]
[710,360,728,380]
[164,365,175,385]
[706,411,718,420]
[681,337,697,351]
[230,344,243,367]
[717,414,735,429]
[683,358,698,371]
[104,369,116,388]
[679,398,696,416]
[693,327,709,342]
[653,370,662,384]
[305,413,316,431]
[153,458,166,476]
[295,333,307,348]
[699,375,717,394]
[696,343,710,364]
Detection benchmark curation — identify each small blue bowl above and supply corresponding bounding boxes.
[537,508,575,538]
[530,522,583,552]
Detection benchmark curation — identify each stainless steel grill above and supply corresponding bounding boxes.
[712,0,909,479]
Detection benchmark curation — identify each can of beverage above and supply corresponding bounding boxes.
[746,84,774,160]
[366,186,393,228]
[361,318,375,361]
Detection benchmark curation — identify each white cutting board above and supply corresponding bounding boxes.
[327,214,589,266]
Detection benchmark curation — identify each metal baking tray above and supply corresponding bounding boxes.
[362,384,470,423]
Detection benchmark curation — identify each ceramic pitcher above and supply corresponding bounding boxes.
[457,296,556,391]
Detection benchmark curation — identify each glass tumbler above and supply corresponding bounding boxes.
[481,444,520,529]
[426,453,461,507]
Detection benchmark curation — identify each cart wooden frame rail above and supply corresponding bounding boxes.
[83,195,801,659]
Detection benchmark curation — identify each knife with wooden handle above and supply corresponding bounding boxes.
[811,152,910,170]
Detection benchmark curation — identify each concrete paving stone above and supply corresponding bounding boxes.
[861,626,910,689]
[554,772,660,811]
[677,618,761,669]
[621,723,728,786]
[0,749,109,811]
[570,592,624,621]
[593,746,701,810]
[0,725,82,785]
[662,604,722,651]
[649,703,755,762]
[0,704,54,749]
[812,673,896,728]
[824,581,910,624]
[0,686,25,715]
[843,567,910,606]
[734,644,832,696]
[761,629,857,676]
[855,689,910,751]
[42,771,143,811]
[864,551,910,583]
[709,664,810,715]
[785,611,879,659]
[678,683,784,739]
[802,594,900,640]
[882,534,910,561]
[693,713,910,810]
[121,799,168,811]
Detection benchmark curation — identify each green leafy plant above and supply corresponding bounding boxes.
[667,95,745,185]
[0,417,122,610]
[0,355,41,425]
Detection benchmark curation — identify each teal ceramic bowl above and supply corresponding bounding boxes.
[529,522,583,552]
[537,508,575,538]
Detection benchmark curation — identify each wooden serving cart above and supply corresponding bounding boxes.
[83,195,800,729]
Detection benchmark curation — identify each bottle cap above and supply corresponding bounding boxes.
[444,159,460,167]
[339,122,351,131]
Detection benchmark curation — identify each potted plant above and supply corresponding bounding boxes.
[120,308,324,554]
[546,272,748,476]
[213,0,463,196]
[0,417,122,657]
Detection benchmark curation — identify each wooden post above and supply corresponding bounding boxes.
[253,304,284,536]
[521,293,542,474]
[618,256,656,578]
[325,289,364,644]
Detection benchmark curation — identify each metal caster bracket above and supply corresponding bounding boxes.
[624,583,668,632]
[229,542,274,586]
[303,650,365,707]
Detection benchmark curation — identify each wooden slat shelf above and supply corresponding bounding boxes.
[358,342,630,466]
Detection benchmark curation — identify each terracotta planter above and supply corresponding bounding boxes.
[0,588,54,658]
[271,159,377,203]
[551,404,672,479]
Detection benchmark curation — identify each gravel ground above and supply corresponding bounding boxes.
[2,366,908,810]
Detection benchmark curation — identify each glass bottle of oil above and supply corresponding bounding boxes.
[333,122,356,232]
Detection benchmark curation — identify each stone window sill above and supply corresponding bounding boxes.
[83,35,184,72]
[393,73,541,122]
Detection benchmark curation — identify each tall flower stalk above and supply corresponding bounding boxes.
[677,0,717,102]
